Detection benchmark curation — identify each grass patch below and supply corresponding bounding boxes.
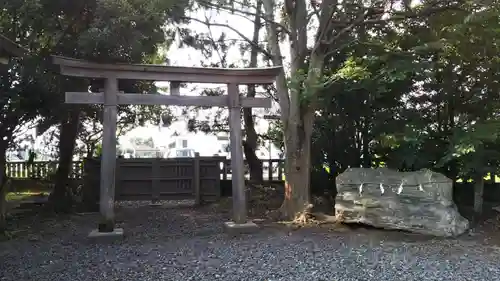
[6,191,50,202]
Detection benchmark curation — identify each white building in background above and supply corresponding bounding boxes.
[163,131,229,158]
[119,143,164,158]
[120,118,283,160]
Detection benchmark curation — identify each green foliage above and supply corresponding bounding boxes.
[0,57,54,150]
[288,66,341,108]
[94,144,102,158]
[266,121,284,152]
[306,0,500,185]
[0,0,188,214]
[0,0,187,154]
[334,57,371,81]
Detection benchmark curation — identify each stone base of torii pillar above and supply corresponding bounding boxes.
[88,228,125,241]
[223,221,259,236]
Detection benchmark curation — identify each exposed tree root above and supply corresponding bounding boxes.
[0,230,14,241]
[276,204,340,228]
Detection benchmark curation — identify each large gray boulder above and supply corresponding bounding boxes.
[335,168,469,237]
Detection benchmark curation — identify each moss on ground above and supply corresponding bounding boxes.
[6,192,49,202]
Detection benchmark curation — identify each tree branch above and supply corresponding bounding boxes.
[311,0,339,54]
[262,0,290,124]
[313,0,461,53]
[196,0,291,35]
[330,2,463,25]
[323,38,359,59]
[307,2,322,23]
[322,9,371,46]
[182,16,274,61]
[203,13,226,67]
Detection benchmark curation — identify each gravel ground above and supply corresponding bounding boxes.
[1,201,500,281]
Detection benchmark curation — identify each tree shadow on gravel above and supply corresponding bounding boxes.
[0,198,284,246]
[210,183,500,249]
[3,189,500,252]
[3,195,500,281]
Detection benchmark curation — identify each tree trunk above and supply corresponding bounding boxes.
[474,174,484,214]
[0,147,7,233]
[49,108,81,213]
[242,0,263,183]
[262,0,327,219]
[243,141,263,182]
[473,138,485,216]
[0,120,15,233]
[280,110,314,219]
[361,122,371,168]
[86,142,96,159]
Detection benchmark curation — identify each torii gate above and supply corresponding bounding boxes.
[52,56,281,238]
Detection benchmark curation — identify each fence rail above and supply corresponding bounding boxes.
[7,160,500,206]
[5,159,285,182]
[5,161,84,179]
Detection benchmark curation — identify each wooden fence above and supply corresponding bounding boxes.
[82,157,223,204]
[5,161,84,179]
[7,160,500,206]
[454,182,500,205]
[5,159,285,182]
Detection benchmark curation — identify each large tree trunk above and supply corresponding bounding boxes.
[0,116,18,232]
[242,0,263,183]
[280,110,314,219]
[49,108,81,213]
[263,0,328,219]
[279,41,325,218]
[0,146,8,233]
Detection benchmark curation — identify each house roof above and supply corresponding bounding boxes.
[0,34,26,58]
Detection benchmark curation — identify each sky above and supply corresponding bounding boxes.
[8,2,425,161]
[119,1,424,158]
[120,7,283,158]
[121,0,422,151]
[7,6,285,161]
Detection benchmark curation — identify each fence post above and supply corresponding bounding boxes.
[151,158,161,206]
[474,176,484,214]
[115,158,120,202]
[267,160,272,182]
[193,153,201,206]
[222,159,228,180]
[81,158,99,212]
[278,160,283,181]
